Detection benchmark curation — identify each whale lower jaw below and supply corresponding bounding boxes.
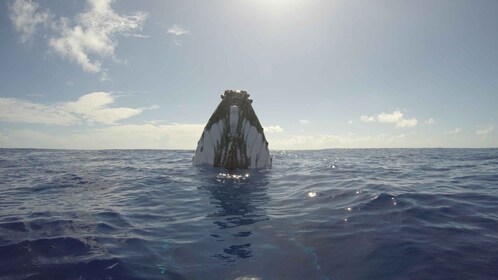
[193,91,271,170]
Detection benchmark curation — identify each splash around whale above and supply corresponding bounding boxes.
[193,90,272,170]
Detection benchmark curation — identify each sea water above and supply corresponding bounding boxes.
[0,148,497,279]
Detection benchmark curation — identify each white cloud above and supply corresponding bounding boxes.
[0,97,79,125]
[298,119,310,125]
[264,125,283,133]
[425,118,436,125]
[348,120,354,124]
[9,0,147,76]
[378,111,417,128]
[8,0,51,42]
[47,0,147,74]
[361,110,417,128]
[64,92,143,124]
[360,115,375,122]
[167,24,190,46]
[476,125,493,138]
[167,25,190,36]
[444,128,462,135]
[0,92,148,125]
[127,34,150,38]
[269,133,407,150]
[80,123,203,149]
[1,124,204,149]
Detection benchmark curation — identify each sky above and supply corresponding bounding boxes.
[0,0,497,149]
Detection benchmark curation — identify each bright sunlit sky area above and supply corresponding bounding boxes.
[1,0,497,149]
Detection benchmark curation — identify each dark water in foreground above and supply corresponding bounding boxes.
[0,148,497,280]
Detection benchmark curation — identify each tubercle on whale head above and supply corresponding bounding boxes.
[220,90,253,104]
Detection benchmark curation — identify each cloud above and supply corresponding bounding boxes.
[360,115,375,122]
[476,125,493,138]
[378,111,417,128]
[167,24,190,46]
[425,118,436,125]
[0,97,79,125]
[298,119,310,125]
[127,34,150,38]
[264,125,283,133]
[0,92,148,125]
[444,128,462,135]
[167,25,190,36]
[270,133,407,150]
[8,0,51,42]
[64,92,143,124]
[48,0,147,74]
[79,123,203,149]
[1,124,204,149]
[9,0,148,76]
[361,110,417,128]
[348,120,354,124]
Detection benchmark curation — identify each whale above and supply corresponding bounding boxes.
[193,90,271,169]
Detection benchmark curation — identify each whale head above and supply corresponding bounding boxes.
[193,90,271,170]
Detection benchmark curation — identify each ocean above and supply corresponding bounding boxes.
[0,148,497,280]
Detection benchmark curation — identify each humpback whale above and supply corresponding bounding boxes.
[193,90,271,169]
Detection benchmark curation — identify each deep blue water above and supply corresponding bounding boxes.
[0,148,497,280]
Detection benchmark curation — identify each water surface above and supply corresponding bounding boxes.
[1,148,497,279]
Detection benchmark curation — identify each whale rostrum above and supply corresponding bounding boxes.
[193,90,272,169]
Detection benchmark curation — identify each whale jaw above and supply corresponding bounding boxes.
[193,90,271,170]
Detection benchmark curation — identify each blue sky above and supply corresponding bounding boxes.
[0,0,497,149]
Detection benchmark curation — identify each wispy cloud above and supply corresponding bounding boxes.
[425,118,436,125]
[64,92,144,124]
[126,34,150,38]
[167,24,190,46]
[270,133,407,150]
[8,0,51,43]
[9,0,148,77]
[0,124,204,149]
[476,125,493,138]
[167,24,190,36]
[444,128,462,135]
[298,119,310,125]
[0,92,151,125]
[360,115,375,122]
[264,125,283,133]
[0,97,79,125]
[360,110,417,128]
[49,0,147,75]
[78,123,202,149]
